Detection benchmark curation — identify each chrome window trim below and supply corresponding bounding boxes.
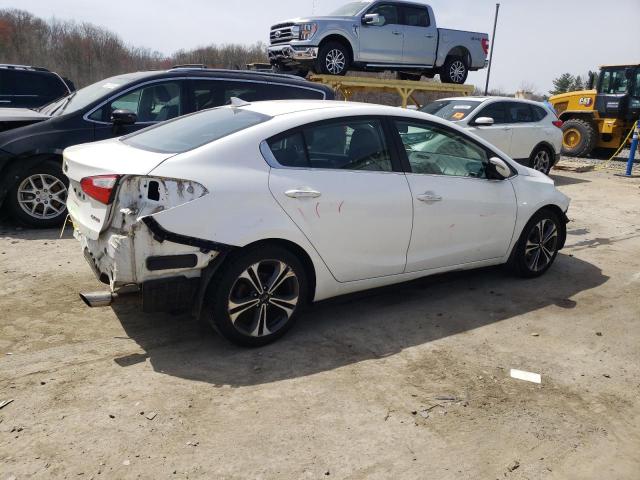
[83,76,328,125]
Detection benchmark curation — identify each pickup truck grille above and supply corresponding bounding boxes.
[270,22,295,44]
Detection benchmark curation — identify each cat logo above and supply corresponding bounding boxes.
[578,97,593,106]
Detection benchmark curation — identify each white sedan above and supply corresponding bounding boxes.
[64,100,570,346]
[422,97,563,174]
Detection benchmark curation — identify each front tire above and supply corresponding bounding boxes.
[440,56,468,84]
[509,210,561,278]
[315,41,349,76]
[561,118,597,157]
[7,160,68,228]
[204,245,308,347]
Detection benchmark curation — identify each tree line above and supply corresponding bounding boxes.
[0,8,268,88]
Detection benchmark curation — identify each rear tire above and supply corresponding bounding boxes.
[315,41,350,76]
[529,146,554,175]
[509,209,561,278]
[204,245,308,347]
[561,118,597,157]
[440,56,468,84]
[7,160,68,228]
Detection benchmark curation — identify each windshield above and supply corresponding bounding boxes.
[122,106,271,154]
[329,2,369,16]
[38,73,147,117]
[421,100,483,121]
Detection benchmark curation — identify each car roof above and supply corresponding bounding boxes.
[435,96,546,106]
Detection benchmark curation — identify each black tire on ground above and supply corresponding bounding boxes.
[508,209,562,278]
[397,72,422,81]
[315,41,350,76]
[440,56,468,84]
[560,118,597,157]
[529,145,554,175]
[203,245,309,347]
[7,160,68,228]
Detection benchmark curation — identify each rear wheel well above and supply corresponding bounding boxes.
[224,238,317,304]
[319,35,353,63]
[445,46,471,65]
[558,112,595,123]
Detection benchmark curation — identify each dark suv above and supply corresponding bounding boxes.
[0,67,334,227]
[0,64,74,109]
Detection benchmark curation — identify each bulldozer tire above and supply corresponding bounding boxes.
[561,118,597,157]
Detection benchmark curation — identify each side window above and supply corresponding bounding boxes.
[531,105,548,121]
[599,69,628,94]
[0,71,9,95]
[507,102,534,123]
[267,132,309,168]
[93,81,182,123]
[395,120,488,178]
[368,4,399,25]
[267,118,393,171]
[475,102,507,124]
[402,6,429,27]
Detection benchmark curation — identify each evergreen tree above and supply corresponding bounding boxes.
[550,73,575,95]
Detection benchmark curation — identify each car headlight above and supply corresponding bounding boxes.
[298,23,317,40]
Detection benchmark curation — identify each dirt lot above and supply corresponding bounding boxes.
[0,167,639,479]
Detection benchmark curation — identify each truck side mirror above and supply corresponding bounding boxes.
[362,13,384,26]
[588,71,596,90]
[111,109,137,125]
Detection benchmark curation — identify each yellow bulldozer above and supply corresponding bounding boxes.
[549,64,639,157]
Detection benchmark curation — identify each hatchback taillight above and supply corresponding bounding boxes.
[481,38,489,55]
[80,174,121,204]
[552,120,563,128]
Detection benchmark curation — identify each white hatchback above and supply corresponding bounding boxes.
[422,97,563,174]
[64,100,570,346]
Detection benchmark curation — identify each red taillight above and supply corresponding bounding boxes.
[80,174,121,204]
[552,120,563,128]
[481,38,489,55]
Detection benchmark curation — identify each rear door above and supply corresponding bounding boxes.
[359,3,404,63]
[188,78,326,112]
[267,116,413,282]
[505,102,538,159]
[466,101,513,155]
[399,4,436,66]
[90,80,186,141]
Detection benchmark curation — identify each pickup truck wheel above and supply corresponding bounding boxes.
[205,245,308,347]
[316,42,349,76]
[7,161,68,228]
[441,56,468,84]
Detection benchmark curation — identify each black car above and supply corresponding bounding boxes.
[0,67,334,227]
[0,64,74,109]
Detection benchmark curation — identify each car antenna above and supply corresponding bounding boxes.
[229,97,250,107]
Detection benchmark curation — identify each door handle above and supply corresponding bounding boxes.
[425,34,434,38]
[416,192,442,203]
[392,31,402,35]
[285,188,321,199]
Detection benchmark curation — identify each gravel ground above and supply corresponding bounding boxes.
[0,169,639,479]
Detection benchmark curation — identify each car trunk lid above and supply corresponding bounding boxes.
[64,139,176,239]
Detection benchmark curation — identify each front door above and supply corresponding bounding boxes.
[392,118,517,272]
[266,117,413,282]
[467,101,513,156]
[504,101,538,160]
[358,3,404,64]
[399,4,437,66]
[89,80,186,141]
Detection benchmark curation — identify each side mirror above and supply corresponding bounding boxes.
[111,109,137,125]
[473,116,494,126]
[488,156,511,179]
[588,71,596,90]
[362,13,384,26]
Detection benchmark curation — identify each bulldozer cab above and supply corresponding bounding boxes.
[594,65,640,121]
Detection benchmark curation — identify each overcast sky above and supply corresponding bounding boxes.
[3,0,639,93]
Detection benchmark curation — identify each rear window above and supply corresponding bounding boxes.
[122,107,270,153]
[421,100,482,121]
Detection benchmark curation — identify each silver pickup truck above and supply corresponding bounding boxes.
[268,0,489,84]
